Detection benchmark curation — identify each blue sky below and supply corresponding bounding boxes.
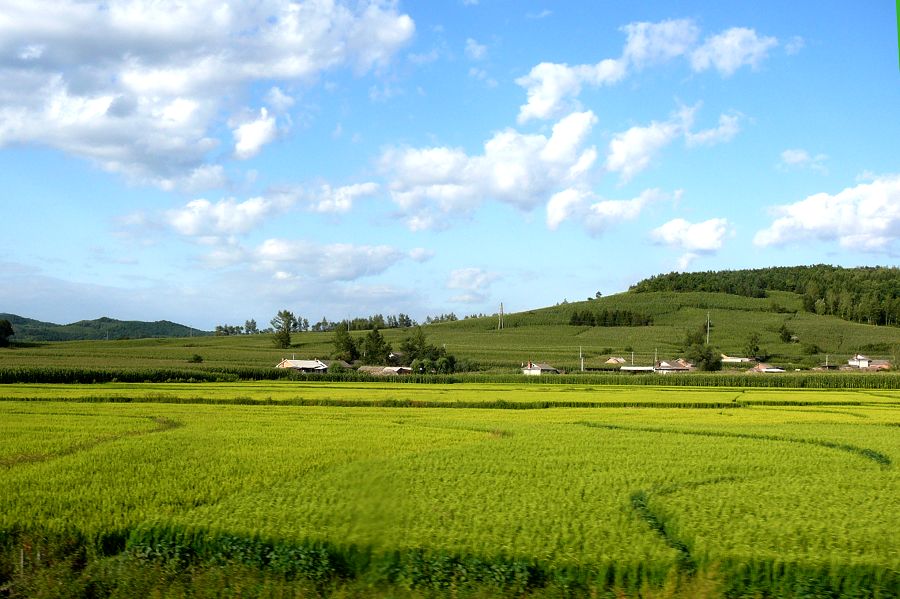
[1,1,899,329]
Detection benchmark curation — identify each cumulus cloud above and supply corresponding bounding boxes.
[166,196,283,237]
[256,239,405,281]
[447,267,499,303]
[380,110,599,230]
[516,18,775,122]
[606,119,682,182]
[307,182,381,213]
[547,188,675,234]
[651,217,730,251]
[778,148,828,174]
[620,18,699,69]
[651,217,731,271]
[691,27,778,76]
[684,113,741,147]
[605,106,740,182]
[0,0,414,187]
[233,108,277,159]
[754,175,900,251]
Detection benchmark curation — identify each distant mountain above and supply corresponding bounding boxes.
[0,314,210,342]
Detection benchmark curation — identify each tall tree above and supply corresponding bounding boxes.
[361,326,392,365]
[271,309,295,349]
[332,322,359,362]
[244,319,258,335]
[0,319,14,347]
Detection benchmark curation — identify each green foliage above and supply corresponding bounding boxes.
[0,318,13,347]
[744,333,760,359]
[631,264,900,327]
[682,326,722,371]
[187,354,203,364]
[779,322,794,343]
[270,309,294,349]
[569,308,653,327]
[361,326,392,365]
[331,322,359,362]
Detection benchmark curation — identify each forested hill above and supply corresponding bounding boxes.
[629,265,900,326]
[0,314,210,342]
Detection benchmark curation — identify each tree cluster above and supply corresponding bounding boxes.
[330,325,459,372]
[569,309,653,327]
[400,326,456,373]
[424,313,458,324]
[682,325,722,371]
[0,319,14,347]
[630,265,900,327]
[310,313,417,332]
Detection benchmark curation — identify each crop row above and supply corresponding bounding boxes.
[4,365,900,389]
[1,400,897,597]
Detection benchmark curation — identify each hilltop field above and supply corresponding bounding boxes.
[3,289,900,373]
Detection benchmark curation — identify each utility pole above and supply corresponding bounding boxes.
[706,311,710,345]
[498,302,504,330]
[631,351,634,365]
[580,346,584,372]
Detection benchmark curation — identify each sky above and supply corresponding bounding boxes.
[1,1,899,330]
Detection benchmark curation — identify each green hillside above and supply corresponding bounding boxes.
[3,288,900,372]
[0,313,210,342]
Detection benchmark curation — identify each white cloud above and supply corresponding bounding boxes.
[465,38,487,60]
[516,59,626,123]
[308,182,380,213]
[778,148,828,174]
[685,113,741,147]
[381,111,599,230]
[605,106,740,182]
[0,1,414,187]
[621,18,699,69]
[605,119,681,182]
[547,187,674,234]
[691,27,778,76]
[526,10,552,20]
[409,248,434,262]
[468,67,498,87]
[516,18,776,122]
[677,252,699,270]
[233,108,277,159]
[754,175,900,251]
[166,196,280,237]
[651,218,730,251]
[255,239,405,281]
[266,87,295,113]
[447,267,499,303]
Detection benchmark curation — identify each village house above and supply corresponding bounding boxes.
[748,362,786,373]
[721,354,753,363]
[358,365,412,376]
[275,358,328,373]
[605,356,627,364]
[654,359,692,374]
[848,354,870,368]
[522,362,560,375]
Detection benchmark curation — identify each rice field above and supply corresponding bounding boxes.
[1,384,898,597]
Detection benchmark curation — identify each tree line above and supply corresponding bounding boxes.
[630,265,900,326]
[569,309,653,327]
